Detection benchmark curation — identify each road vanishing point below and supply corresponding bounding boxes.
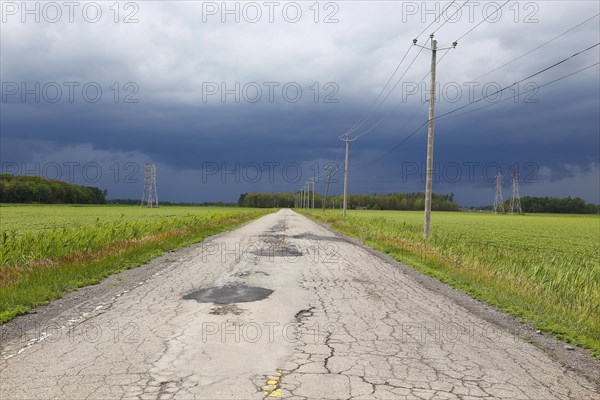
[1,209,598,399]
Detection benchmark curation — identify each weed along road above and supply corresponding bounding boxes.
[1,209,598,399]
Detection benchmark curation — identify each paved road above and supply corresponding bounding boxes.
[1,209,598,399]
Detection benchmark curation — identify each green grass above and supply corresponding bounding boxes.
[0,204,272,323]
[299,209,600,358]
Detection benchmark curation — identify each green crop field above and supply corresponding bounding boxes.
[0,204,271,323]
[299,209,600,358]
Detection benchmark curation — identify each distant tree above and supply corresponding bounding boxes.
[237,191,460,211]
[509,196,598,214]
[0,174,107,204]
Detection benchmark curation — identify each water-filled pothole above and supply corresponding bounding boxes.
[183,285,273,304]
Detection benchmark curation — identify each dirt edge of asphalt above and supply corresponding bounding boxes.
[303,213,600,387]
[0,218,259,347]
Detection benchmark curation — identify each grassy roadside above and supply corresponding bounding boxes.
[0,207,271,323]
[298,209,600,359]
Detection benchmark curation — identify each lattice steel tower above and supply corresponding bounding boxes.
[141,163,158,208]
[509,170,522,214]
[493,172,504,214]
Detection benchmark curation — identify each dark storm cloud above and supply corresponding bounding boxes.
[1,1,599,203]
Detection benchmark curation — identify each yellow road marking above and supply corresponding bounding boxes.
[263,370,282,398]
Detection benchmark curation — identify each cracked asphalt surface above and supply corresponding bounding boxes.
[1,209,599,399]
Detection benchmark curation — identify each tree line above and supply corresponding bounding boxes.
[106,199,237,207]
[238,192,460,211]
[470,196,599,214]
[519,196,599,214]
[0,174,106,204]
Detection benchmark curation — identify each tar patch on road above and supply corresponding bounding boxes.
[247,246,303,258]
[183,285,273,304]
[234,270,270,278]
[209,304,244,315]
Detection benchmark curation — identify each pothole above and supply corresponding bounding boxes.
[275,246,303,257]
[269,221,286,233]
[260,234,284,245]
[183,285,273,304]
[248,246,303,258]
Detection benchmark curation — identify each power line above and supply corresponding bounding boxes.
[355,0,512,145]
[322,0,529,200]
[432,0,471,35]
[307,140,345,184]
[317,3,598,211]
[416,16,600,121]
[351,45,427,138]
[345,43,414,135]
[367,59,600,165]
[354,0,511,142]
[437,13,600,101]
[439,61,600,121]
[346,0,467,138]
[436,42,600,120]
[353,47,453,139]
[415,0,457,40]
[358,49,456,161]
[367,119,429,166]
[473,12,600,81]
[347,43,427,136]
[454,0,510,43]
[520,42,599,82]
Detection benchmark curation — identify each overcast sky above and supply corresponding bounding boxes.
[1,0,599,205]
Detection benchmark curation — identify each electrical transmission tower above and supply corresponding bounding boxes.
[141,162,158,208]
[493,172,504,214]
[509,170,522,214]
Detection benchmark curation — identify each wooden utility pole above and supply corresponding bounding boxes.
[311,177,315,209]
[414,35,456,238]
[423,37,437,239]
[340,134,356,219]
[323,165,334,211]
[304,183,309,209]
